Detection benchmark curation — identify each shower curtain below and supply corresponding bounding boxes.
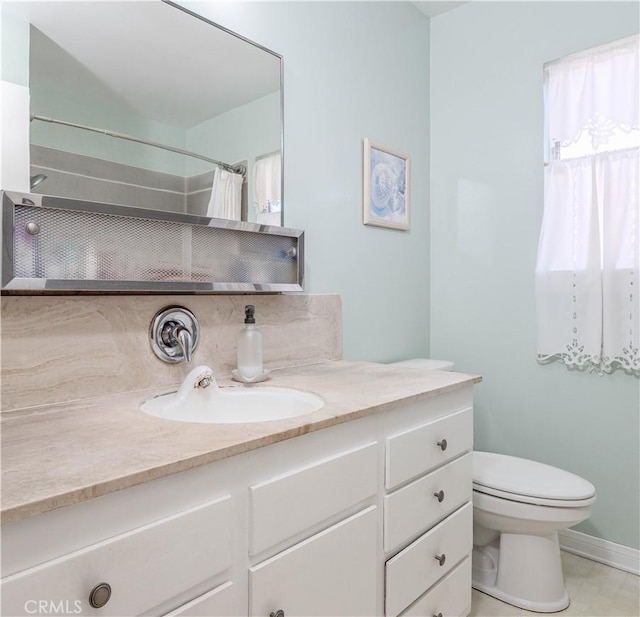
[206,167,243,220]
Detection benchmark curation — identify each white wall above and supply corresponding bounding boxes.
[430,1,639,548]
[182,1,431,362]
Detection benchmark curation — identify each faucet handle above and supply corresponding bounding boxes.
[174,325,193,364]
[150,306,200,364]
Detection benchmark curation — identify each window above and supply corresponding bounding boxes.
[535,35,639,375]
[253,151,282,226]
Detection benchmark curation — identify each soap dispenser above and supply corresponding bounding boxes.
[236,304,264,380]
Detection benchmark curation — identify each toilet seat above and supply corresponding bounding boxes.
[473,483,596,507]
[473,451,596,507]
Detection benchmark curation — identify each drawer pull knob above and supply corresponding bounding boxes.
[435,553,446,566]
[437,439,448,451]
[433,613,443,617]
[433,490,445,502]
[270,611,285,617]
[88,582,112,608]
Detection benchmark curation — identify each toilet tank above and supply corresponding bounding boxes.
[389,359,454,371]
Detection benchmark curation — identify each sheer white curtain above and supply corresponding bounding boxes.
[253,152,281,226]
[536,35,639,375]
[206,167,243,221]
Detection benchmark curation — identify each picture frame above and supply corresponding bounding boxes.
[363,138,410,230]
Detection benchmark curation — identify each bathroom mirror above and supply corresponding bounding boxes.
[2,0,284,226]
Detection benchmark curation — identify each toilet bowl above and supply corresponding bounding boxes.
[389,358,597,612]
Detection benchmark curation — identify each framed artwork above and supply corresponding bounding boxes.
[363,138,410,230]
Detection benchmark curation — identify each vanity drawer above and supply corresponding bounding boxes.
[164,581,235,617]
[385,407,472,490]
[385,502,472,617]
[399,556,471,617]
[249,442,377,554]
[384,453,472,553]
[1,497,232,617]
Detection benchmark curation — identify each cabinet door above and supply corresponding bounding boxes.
[250,442,377,555]
[249,506,377,617]
[1,497,232,617]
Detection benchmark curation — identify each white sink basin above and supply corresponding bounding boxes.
[141,365,324,424]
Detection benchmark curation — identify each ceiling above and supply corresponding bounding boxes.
[413,1,469,18]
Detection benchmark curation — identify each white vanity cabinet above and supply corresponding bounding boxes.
[1,385,475,617]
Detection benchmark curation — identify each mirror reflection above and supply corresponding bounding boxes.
[6,0,283,225]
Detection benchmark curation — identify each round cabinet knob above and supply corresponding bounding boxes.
[433,489,445,503]
[88,582,112,608]
[437,439,448,451]
[286,247,297,258]
[434,553,446,567]
[270,611,285,617]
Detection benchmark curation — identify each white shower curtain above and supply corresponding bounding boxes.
[206,167,243,220]
[535,35,639,375]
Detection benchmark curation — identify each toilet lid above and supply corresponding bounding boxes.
[473,451,596,503]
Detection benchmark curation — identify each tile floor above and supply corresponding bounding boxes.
[470,552,640,617]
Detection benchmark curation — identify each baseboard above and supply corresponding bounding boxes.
[559,529,640,575]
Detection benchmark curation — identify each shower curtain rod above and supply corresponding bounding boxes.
[30,114,246,176]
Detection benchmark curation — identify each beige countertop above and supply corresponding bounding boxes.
[0,360,481,524]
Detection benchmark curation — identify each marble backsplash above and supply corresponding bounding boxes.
[0,294,342,412]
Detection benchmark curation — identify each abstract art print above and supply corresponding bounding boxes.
[363,138,410,230]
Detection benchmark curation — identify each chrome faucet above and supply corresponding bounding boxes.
[149,306,200,364]
[163,322,194,364]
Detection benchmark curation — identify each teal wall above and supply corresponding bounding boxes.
[430,1,639,549]
[183,1,431,363]
[185,91,280,176]
[30,85,188,174]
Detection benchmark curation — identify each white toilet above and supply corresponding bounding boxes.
[389,358,597,613]
[472,451,595,611]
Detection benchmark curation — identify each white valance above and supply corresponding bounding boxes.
[545,35,639,154]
